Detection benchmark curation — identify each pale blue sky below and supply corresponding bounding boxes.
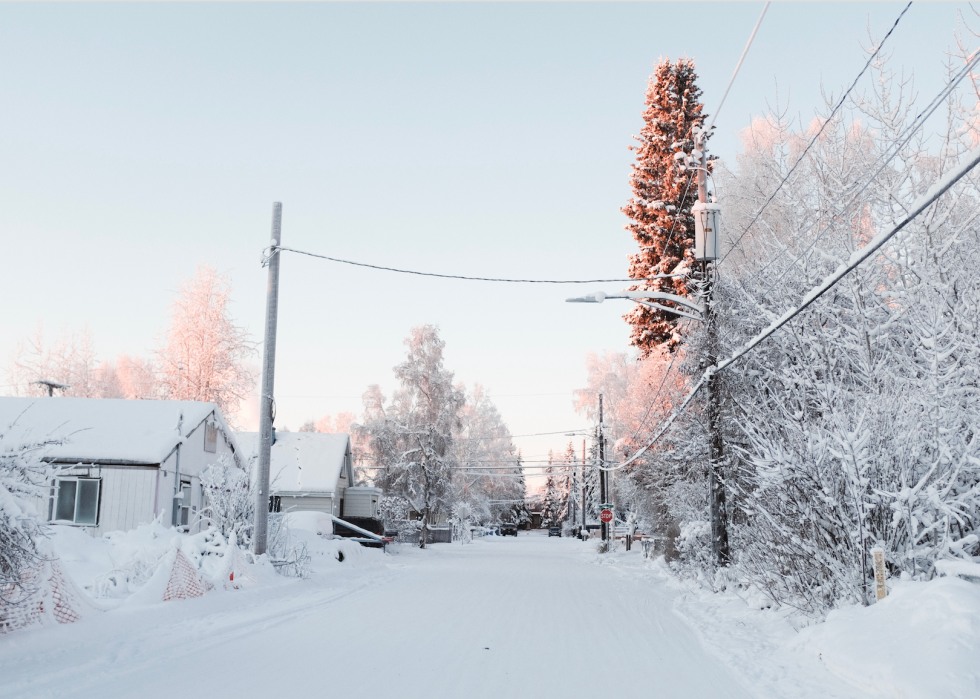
[1,2,972,465]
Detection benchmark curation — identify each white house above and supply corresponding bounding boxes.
[0,397,240,536]
[237,431,353,516]
[236,432,379,520]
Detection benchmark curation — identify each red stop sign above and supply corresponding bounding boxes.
[600,509,613,523]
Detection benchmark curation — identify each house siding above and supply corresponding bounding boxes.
[98,467,157,534]
[278,495,335,515]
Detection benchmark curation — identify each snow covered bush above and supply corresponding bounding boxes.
[265,514,311,578]
[450,502,473,544]
[200,455,254,546]
[0,425,62,602]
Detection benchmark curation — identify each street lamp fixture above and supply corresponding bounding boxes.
[565,290,704,322]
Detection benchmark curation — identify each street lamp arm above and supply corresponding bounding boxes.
[618,291,703,313]
[565,290,703,318]
[632,299,703,322]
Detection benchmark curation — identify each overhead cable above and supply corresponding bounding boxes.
[598,142,980,472]
[269,246,684,284]
[658,2,770,256]
[758,48,980,296]
[721,1,913,263]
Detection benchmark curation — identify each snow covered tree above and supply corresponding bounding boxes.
[5,324,127,399]
[115,354,159,399]
[542,443,574,526]
[155,265,257,423]
[361,325,464,548]
[314,411,356,434]
[629,45,980,611]
[622,57,710,354]
[451,384,524,525]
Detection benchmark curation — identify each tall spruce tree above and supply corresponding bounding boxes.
[622,58,709,355]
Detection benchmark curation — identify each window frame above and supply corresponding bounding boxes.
[52,477,102,526]
[203,421,218,453]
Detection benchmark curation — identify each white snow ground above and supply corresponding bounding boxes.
[1,531,976,698]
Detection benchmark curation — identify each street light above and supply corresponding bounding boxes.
[565,290,704,322]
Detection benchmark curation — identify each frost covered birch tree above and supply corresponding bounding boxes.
[155,265,257,423]
[361,325,464,548]
[5,324,132,399]
[451,385,525,524]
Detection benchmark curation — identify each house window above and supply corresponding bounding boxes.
[174,481,192,528]
[54,478,101,525]
[204,421,218,453]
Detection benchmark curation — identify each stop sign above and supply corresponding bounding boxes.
[600,509,613,523]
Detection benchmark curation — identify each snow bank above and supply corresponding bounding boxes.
[585,546,980,698]
[796,577,980,697]
[49,518,176,598]
[47,516,270,605]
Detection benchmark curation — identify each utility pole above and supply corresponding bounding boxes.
[253,202,283,556]
[582,438,586,537]
[696,131,730,566]
[598,392,607,543]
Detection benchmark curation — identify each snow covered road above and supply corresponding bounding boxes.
[1,534,774,698]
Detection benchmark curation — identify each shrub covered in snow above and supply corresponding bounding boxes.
[200,455,254,546]
[0,424,62,602]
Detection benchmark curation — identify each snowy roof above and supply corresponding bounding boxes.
[0,397,235,465]
[236,432,352,495]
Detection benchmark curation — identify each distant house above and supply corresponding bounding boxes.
[0,397,241,536]
[529,509,544,530]
[236,432,367,519]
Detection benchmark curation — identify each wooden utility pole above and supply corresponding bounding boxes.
[598,393,607,543]
[697,132,730,565]
[253,202,283,556]
[582,438,586,536]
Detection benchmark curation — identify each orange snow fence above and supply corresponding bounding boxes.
[0,560,93,634]
[162,549,214,601]
[221,545,257,590]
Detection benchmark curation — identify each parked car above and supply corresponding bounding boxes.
[500,523,518,536]
[548,526,562,537]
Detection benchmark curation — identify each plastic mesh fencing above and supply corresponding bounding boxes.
[162,549,213,601]
[224,546,258,590]
[0,560,86,634]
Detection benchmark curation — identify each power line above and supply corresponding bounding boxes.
[721,1,913,263]
[757,49,980,297]
[271,245,684,284]
[598,142,980,472]
[647,4,771,266]
[457,428,587,441]
[631,3,768,298]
